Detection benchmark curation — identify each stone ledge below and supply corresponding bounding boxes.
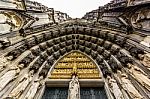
[46,79,104,87]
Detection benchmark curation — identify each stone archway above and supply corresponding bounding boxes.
[0,22,149,99]
[42,51,107,99]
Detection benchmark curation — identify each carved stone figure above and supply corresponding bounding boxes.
[0,65,21,91]
[107,76,124,99]
[0,37,10,48]
[68,75,80,99]
[121,74,143,99]
[129,47,144,59]
[127,0,135,6]
[25,76,44,99]
[142,53,150,69]
[0,56,12,71]
[8,70,34,98]
[131,8,150,30]
[140,36,150,47]
[128,64,150,91]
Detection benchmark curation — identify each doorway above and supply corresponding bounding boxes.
[42,87,107,99]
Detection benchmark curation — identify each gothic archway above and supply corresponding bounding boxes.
[0,25,150,99]
[0,0,150,98]
[41,51,108,99]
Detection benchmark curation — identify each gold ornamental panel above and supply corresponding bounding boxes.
[49,51,101,79]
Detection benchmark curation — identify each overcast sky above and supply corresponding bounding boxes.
[30,0,111,18]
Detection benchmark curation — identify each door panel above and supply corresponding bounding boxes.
[42,87,107,99]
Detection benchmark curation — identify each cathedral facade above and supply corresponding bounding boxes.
[0,0,150,99]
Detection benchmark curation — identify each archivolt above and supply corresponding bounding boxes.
[0,25,150,98]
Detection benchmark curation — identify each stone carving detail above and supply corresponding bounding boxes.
[90,51,98,59]
[47,56,55,66]
[0,56,11,71]
[84,47,91,54]
[141,53,150,70]
[107,33,115,42]
[107,76,124,99]
[128,0,150,6]
[0,37,10,48]
[102,50,111,60]
[99,31,108,40]
[30,47,41,56]
[110,44,120,55]
[59,48,67,55]
[0,0,150,98]
[66,40,73,46]
[46,48,54,56]
[128,64,150,91]
[131,7,150,31]
[108,58,122,73]
[91,37,97,43]
[59,42,66,48]
[29,58,42,73]
[96,55,103,65]
[97,46,104,54]
[46,40,54,47]
[91,44,97,51]
[7,49,22,60]
[25,76,44,99]
[78,45,85,52]
[19,53,35,67]
[68,76,80,99]
[100,63,111,78]
[117,52,132,67]
[66,45,73,52]
[129,47,144,59]
[78,40,85,46]
[121,74,143,99]
[140,36,150,47]
[40,53,48,61]
[49,51,100,79]
[8,70,34,98]
[84,36,91,41]
[96,38,104,46]
[0,65,22,91]
[103,41,112,50]
[53,51,61,60]
[39,63,50,78]
[84,41,91,48]
[115,36,126,47]
[53,38,61,44]
[53,44,60,51]
[39,43,47,51]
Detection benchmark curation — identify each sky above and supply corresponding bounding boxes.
[31,0,112,18]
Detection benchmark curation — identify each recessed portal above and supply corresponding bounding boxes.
[43,51,107,99]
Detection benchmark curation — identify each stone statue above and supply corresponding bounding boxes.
[8,70,34,98]
[0,56,8,71]
[129,64,150,91]
[0,56,12,71]
[121,74,143,99]
[0,65,21,91]
[24,76,44,99]
[107,76,124,99]
[140,36,150,48]
[68,75,80,99]
[142,53,150,69]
